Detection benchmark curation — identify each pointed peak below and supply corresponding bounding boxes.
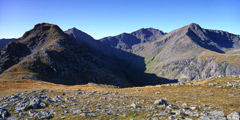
[66,27,83,33]
[188,23,201,29]
[185,23,204,34]
[72,27,78,30]
[189,23,199,26]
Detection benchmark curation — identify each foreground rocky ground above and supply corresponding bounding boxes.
[0,76,240,120]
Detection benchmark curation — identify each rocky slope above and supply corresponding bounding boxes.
[0,38,16,50]
[0,76,239,120]
[100,23,240,81]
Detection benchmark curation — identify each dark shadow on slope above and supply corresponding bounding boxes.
[112,48,178,87]
[69,36,178,87]
[64,29,178,87]
[205,30,235,49]
[186,30,225,53]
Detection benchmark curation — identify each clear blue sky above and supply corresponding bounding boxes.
[0,0,239,39]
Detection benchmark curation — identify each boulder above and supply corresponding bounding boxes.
[227,111,240,120]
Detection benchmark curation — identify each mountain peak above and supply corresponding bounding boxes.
[33,23,61,31]
[65,27,95,42]
[187,23,202,31]
[22,23,64,39]
[132,27,165,35]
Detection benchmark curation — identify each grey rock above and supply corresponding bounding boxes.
[39,102,47,108]
[80,113,86,117]
[7,117,17,120]
[227,111,240,120]
[198,115,226,120]
[130,103,137,108]
[152,117,159,120]
[29,110,36,117]
[198,115,218,120]
[154,99,167,105]
[168,115,175,120]
[209,110,225,117]
[29,97,41,109]
[184,110,199,117]
[36,111,51,119]
[19,112,24,117]
[53,96,63,102]
[173,109,183,115]
[73,109,81,114]
[88,113,96,117]
[158,112,167,116]
[179,82,185,85]
[0,108,8,118]
[15,101,29,111]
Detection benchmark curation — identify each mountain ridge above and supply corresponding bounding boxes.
[0,22,239,86]
[99,23,240,81]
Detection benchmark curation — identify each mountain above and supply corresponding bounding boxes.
[1,22,239,87]
[64,27,176,86]
[100,28,165,52]
[0,23,175,87]
[0,23,133,87]
[0,38,16,50]
[100,23,240,81]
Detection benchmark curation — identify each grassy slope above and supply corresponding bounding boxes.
[0,76,239,119]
